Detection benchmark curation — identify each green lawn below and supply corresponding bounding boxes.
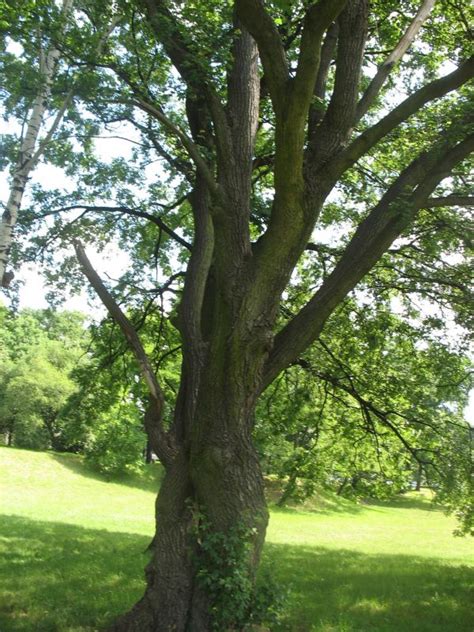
[0,447,473,631]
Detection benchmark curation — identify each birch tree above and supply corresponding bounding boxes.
[0,0,119,287]
[0,0,74,287]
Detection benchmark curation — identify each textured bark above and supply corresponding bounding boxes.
[109,384,269,632]
[110,451,194,632]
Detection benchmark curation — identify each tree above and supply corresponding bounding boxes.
[1,0,473,629]
[62,317,154,473]
[0,0,120,287]
[0,308,87,450]
[0,0,74,287]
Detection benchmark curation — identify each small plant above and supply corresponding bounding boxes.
[191,507,285,630]
[249,570,287,629]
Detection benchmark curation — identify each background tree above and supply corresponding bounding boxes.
[0,0,74,287]
[1,0,473,630]
[63,313,181,473]
[0,308,87,449]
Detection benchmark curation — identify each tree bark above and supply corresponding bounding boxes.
[145,439,153,464]
[110,451,195,632]
[415,463,423,492]
[109,394,268,632]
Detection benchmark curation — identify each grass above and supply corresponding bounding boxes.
[0,447,473,631]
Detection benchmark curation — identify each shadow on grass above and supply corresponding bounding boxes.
[50,452,163,493]
[0,514,149,632]
[1,514,472,632]
[263,543,474,632]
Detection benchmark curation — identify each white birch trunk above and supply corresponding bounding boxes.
[0,0,74,287]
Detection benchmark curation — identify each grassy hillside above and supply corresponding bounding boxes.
[1,447,473,631]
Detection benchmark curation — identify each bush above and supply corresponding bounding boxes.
[85,413,146,475]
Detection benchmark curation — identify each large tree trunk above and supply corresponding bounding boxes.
[74,4,473,630]
[110,408,268,632]
[110,451,195,632]
[75,231,272,631]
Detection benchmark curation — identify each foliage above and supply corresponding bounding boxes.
[0,304,180,473]
[0,307,88,450]
[255,300,473,510]
[62,312,181,473]
[85,401,148,475]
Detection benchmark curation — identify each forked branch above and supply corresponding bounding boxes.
[325,56,474,180]
[235,0,288,112]
[263,131,474,388]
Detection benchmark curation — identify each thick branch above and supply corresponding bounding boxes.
[205,22,260,274]
[309,21,339,133]
[247,3,348,309]
[171,178,214,441]
[325,56,474,179]
[356,0,436,121]
[179,179,214,349]
[235,0,288,112]
[291,0,347,120]
[73,240,176,464]
[425,195,474,208]
[263,132,474,388]
[309,0,368,166]
[226,22,260,188]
